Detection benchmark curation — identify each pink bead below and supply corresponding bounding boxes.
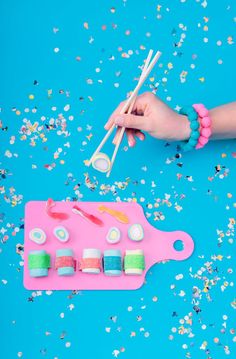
[199,136,209,145]
[198,106,208,118]
[201,116,211,127]
[202,127,212,138]
[193,104,200,111]
[196,143,203,149]
[193,104,208,117]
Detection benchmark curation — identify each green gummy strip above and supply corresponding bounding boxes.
[124,254,145,270]
[28,254,50,269]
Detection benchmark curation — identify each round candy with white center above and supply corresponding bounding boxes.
[92,152,111,173]
[106,227,121,244]
[53,226,69,243]
[29,228,47,245]
[128,224,144,242]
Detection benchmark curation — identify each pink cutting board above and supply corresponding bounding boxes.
[24,201,194,290]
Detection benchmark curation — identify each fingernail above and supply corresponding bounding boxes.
[128,140,134,147]
[114,117,124,126]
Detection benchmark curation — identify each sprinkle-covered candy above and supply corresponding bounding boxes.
[128,224,144,242]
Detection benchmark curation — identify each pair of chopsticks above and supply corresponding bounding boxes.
[87,49,162,177]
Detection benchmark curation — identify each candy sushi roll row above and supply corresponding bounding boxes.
[28,248,145,277]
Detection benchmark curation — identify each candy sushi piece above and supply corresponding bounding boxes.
[92,152,111,173]
[80,248,101,274]
[53,226,69,243]
[124,249,145,275]
[28,250,50,277]
[55,248,75,276]
[103,249,122,276]
[29,228,47,245]
[106,227,121,244]
[128,224,144,242]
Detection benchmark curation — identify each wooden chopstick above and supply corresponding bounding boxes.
[106,50,161,177]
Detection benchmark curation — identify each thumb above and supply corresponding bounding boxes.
[113,113,149,131]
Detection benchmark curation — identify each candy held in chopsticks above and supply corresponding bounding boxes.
[72,205,104,226]
[53,226,70,243]
[92,152,111,173]
[106,227,121,244]
[128,224,144,242]
[29,228,47,245]
[98,205,129,224]
[46,198,69,220]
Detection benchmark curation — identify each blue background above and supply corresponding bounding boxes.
[0,0,236,358]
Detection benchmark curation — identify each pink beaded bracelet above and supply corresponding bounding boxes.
[193,104,212,149]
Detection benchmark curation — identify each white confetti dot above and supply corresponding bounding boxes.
[175,273,184,280]
[64,104,70,111]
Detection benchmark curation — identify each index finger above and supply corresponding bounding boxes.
[104,100,126,130]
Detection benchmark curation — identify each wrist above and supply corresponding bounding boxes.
[175,113,191,141]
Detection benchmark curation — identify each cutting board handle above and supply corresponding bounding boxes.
[161,230,194,261]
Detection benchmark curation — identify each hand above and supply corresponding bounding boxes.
[104,92,191,146]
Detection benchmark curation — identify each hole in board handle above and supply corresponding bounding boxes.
[173,240,184,252]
